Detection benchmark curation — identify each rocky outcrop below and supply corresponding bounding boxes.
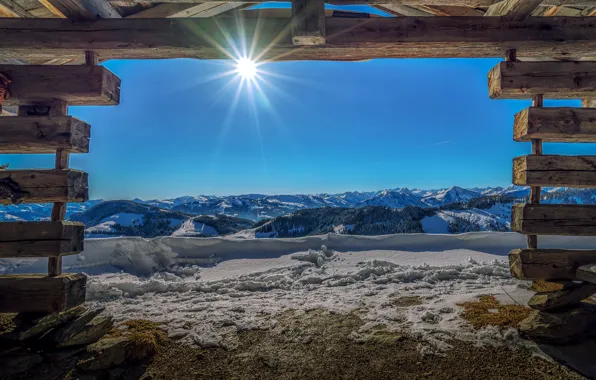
[519,304,596,345]
[528,283,596,311]
[0,306,164,379]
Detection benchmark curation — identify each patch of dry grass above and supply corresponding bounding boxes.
[108,319,168,359]
[458,295,531,329]
[0,313,16,336]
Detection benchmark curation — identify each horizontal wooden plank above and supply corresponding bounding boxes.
[512,203,596,236]
[514,107,596,142]
[2,17,596,62]
[0,273,86,313]
[577,263,596,284]
[0,116,90,153]
[0,169,88,204]
[0,65,120,106]
[0,221,84,258]
[509,249,596,280]
[513,155,596,188]
[489,62,596,100]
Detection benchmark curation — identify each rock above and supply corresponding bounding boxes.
[519,304,596,345]
[43,346,86,362]
[108,367,126,379]
[530,280,578,293]
[77,337,129,371]
[0,352,43,376]
[60,315,114,348]
[529,283,596,311]
[49,307,105,346]
[1,306,87,341]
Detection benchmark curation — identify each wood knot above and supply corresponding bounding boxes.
[0,177,28,204]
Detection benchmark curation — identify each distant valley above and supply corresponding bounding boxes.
[2,186,596,238]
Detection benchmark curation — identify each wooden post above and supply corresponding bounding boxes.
[527,94,543,250]
[49,119,69,276]
[291,0,325,46]
[85,51,99,66]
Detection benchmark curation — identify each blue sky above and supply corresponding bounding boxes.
[3,57,585,200]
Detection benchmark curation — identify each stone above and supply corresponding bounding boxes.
[530,280,579,293]
[59,315,114,348]
[1,306,86,341]
[49,307,105,346]
[43,346,86,362]
[77,336,129,371]
[519,304,596,345]
[0,352,43,376]
[529,283,596,311]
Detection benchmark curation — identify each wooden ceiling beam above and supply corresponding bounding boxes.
[2,17,596,62]
[127,3,224,18]
[0,0,35,17]
[40,0,121,20]
[484,0,544,20]
[372,4,435,16]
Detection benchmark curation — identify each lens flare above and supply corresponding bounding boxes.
[235,57,258,80]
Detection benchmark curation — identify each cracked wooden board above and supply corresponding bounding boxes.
[0,116,90,153]
[0,169,88,204]
[513,155,596,187]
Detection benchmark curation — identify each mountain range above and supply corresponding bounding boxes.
[3,186,596,238]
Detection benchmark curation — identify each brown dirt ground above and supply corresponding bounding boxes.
[144,309,584,380]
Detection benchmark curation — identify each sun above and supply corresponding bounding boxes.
[235,57,258,80]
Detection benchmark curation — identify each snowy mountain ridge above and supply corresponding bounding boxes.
[7,185,596,224]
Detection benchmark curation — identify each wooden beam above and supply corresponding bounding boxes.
[0,0,35,17]
[489,62,596,100]
[116,0,593,5]
[0,221,84,258]
[0,116,90,154]
[125,3,225,18]
[0,65,120,106]
[512,203,596,236]
[514,155,596,187]
[583,98,596,108]
[484,0,544,20]
[514,107,596,142]
[0,169,88,204]
[373,4,435,16]
[3,17,596,62]
[194,2,253,17]
[39,0,121,20]
[0,273,86,313]
[292,0,326,46]
[510,249,596,280]
[411,5,485,16]
[577,263,596,284]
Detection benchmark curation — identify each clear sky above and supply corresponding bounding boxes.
[3,54,587,200]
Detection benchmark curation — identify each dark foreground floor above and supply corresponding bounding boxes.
[146,310,583,380]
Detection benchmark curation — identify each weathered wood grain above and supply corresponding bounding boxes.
[3,17,596,62]
[292,0,325,45]
[484,0,543,20]
[509,249,596,280]
[512,203,596,236]
[0,273,86,312]
[489,62,596,99]
[513,155,596,188]
[0,221,84,258]
[577,263,596,284]
[0,65,120,106]
[0,116,90,153]
[0,169,88,204]
[514,107,596,142]
[39,0,121,20]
